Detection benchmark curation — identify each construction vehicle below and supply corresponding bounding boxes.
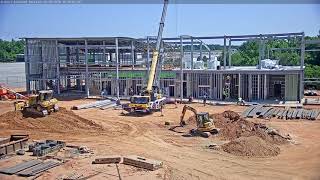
[127,0,168,113]
[14,90,59,117]
[0,84,27,100]
[179,105,218,137]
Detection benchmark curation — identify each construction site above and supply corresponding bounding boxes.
[1,1,320,180]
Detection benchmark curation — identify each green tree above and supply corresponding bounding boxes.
[0,39,25,62]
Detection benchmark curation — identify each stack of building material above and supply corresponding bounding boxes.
[241,106,256,117]
[17,161,61,177]
[243,106,320,120]
[72,100,116,110]
[0,160,42,175]
[30,140,66,156]
[246,105,263,118]
[0,160,60,177]
[123,155,163,171]
[92,155,163,171]
[92,156,122,164]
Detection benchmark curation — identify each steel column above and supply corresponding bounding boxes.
[238,73,241,98]
[180,36,184,101]
[115,38,119,99]
[228,39,231,68]
[85,39,89,97]
[223,36,227,69]
[131,40,134,70]
[300,33,305,102]
[248,74,252,101]
[103,40,106,64]
[55,40,60,94]
[200,41,203,61]
[257,74,260,100]
[264,74,267,100]
[25,39,30,93]
[191,37,194,70]
[258,34,262,69]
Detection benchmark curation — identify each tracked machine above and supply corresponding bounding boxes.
[14,90,59,117]
[179,105,219,137]
[126,0,168,113]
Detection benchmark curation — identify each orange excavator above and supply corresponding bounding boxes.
[179,105,218,137]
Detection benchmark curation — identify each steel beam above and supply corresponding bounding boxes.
[223,36,227,69]
[55,40,60,94]
[131,40,135,70]
[228,39,231,68]
[191,37,194,70]
[25,39,30,93]
[180,36,184,102]
[85,39,89,97]
[115,38,120,99]
[300,33,305,102]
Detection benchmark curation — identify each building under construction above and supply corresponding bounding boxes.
[23,32,305,102]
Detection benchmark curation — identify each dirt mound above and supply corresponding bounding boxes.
[222,110,240,121]
[186,110,288,157]
[221,136,280,157]
[210,112,288,145]
[0,107,103,133]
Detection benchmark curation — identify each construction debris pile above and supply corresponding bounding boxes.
[0,107,103,133]
[188,110,290,157]
[242,105,320,120]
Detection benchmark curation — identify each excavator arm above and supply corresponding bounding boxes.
[180,105,198,126]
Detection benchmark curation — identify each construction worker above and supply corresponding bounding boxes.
[203,93,207,106]
[160,103,164,116]
[188,95,193,103]
[222,89,227,100]
[129,87,134,96]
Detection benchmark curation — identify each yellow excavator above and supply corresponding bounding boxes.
[179,105,218,137]
[14,90,59,117]
[128,0,168,113]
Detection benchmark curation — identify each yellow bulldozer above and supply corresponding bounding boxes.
[14,90,59,117]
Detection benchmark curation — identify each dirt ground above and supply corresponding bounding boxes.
[0,100,320,180]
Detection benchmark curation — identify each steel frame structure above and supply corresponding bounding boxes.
[23,32,305,102]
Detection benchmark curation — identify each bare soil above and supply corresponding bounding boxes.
[0,101,319,180]
[0,107,103,134]
[221,136,280,157]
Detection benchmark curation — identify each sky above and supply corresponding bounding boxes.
[0,3,319,40]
